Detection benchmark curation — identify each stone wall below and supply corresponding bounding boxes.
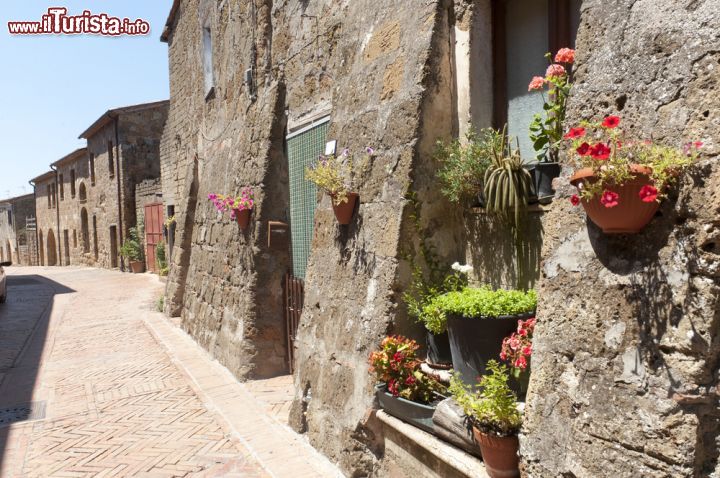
[521,1,720,477]
[54,150,92,266]
[33,175,58,267]
[0,194,35,264]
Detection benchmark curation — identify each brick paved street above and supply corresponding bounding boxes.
[0,267,340,478]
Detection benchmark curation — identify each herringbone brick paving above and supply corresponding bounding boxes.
[0,268,269,477]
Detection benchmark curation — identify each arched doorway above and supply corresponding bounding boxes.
[79,182,87,203]
[39,230,45,266]
[80,208,90,253]
[47,229,57,266]
[6,240,12,263]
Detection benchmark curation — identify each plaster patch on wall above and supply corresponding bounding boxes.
[544,229,594,278]
[616,346,646,385]
[604,322,626,349]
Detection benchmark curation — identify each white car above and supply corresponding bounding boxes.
[0,261,10,303]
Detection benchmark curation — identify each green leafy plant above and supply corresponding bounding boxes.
[305,147,374,206]
[156,296,165,312]
[483,130,533,228]
[369,335,446,404]
[156,241,168,276]
[528,48,575,162]
[435,129,496,203]
[422,286,536,333]
[120,227,144,262]
[449,360,522,437]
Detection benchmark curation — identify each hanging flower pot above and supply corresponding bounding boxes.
[233,208,252,230]
[208,187,255,230]
[570,165,659,234]
[331,192,359,225]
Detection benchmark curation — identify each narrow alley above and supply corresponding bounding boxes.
[0,267,340,478]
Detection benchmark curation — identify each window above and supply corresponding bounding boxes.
[89,154,96,185]
[7,210,11,226]
[70,169,76,197]
[52,183,57,208]
[108,141,115,178]
[47,185,51,209]
[493,0,581,160]
[73,230,77,248]
[202,26,215,97]
[59,174,65,200]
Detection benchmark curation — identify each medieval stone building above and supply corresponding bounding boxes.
[0,194,36,265]
[30,101,169,270]
[159,0,718,476]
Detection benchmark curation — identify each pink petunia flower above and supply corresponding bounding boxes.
[638,185,658,203]
[546,64,567,79]
[600,190,620,208]
[571,194,581,206]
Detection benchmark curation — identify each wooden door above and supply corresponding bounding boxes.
[144,203,164,273]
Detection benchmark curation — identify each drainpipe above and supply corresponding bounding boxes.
[29,180,38,266]
[113,114,125,272]
[50,164,62,266]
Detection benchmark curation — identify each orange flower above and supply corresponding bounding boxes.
[554,48,575,64]
[545,64,567,79]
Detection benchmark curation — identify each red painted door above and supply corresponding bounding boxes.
[144,203,164,273]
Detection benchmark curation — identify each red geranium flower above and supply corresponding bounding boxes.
[528,76,546,91]
[564,127,586,139]
[694,141,704,149]
[576,142,591,156]
[590,143,611,160]
[600,190,620,208]
[602,115,621,129]
[554,48,575,64]
[638,185,658,203]
[570,194,581,206]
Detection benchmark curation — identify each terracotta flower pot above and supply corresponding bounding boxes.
[331,192,359,225]
[234,208,252,230]
[473,427,520,478]
[570,165,660,234]
[129,260,145,273]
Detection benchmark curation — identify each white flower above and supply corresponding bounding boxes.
[451,262,473,274]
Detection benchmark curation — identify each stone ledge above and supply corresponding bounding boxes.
[469,203,550,214]
[377,410,489,478]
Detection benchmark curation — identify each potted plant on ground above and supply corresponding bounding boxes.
[369,335,447,434]
[423,286,536,392]
[435,129,494,207]
[208,187,255,230]
[566,115,701,233]
[450,361,522,478]
[528,47,575,203]
[305,147,374,225]
[120,226,145,273]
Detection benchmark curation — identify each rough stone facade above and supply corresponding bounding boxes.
[29,101,168,271]
[521,1,720,477]
[0,194,36,265]
[160,0,719,476]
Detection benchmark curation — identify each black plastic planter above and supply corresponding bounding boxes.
[375,384,436,434]
[533,162,561,204]
[426,331,453,365]
[446,312,534,393]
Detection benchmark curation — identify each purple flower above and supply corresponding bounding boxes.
[366,147,375,155]
[341,148,350,157]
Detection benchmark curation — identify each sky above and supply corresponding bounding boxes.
[0,1,172,200]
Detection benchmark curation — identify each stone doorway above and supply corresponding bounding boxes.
[46,229,57,266]
[109,225,118,268]
[63,230,70,265]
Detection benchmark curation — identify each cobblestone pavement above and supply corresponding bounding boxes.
[0,267,340,478]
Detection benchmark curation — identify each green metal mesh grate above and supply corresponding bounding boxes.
[287,121,328,279]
